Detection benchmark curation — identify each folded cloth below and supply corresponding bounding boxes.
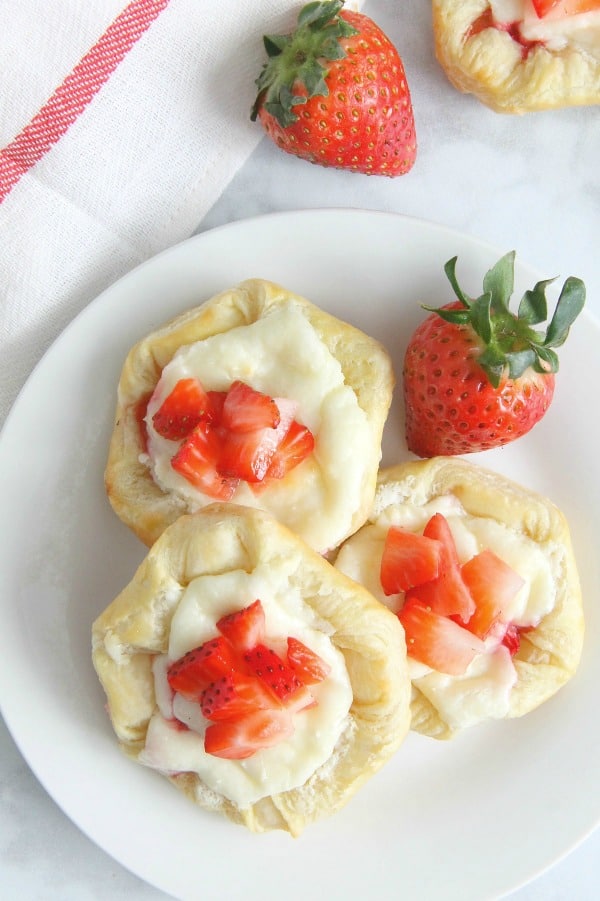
[0,0,363,424]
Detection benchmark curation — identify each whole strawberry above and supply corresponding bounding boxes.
[251,0,416,176]
[403,252,585,457]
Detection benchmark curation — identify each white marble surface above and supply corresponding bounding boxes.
[1,1,599,898]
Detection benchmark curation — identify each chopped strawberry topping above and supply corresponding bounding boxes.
[461,549,525,640]
[221,380,281,432]
[153,378,313,494]
[381,513,527,677]
[216,396,297,482]
[243,643,304,700]
[532,0,600,17]
[206,390,227,421]
[171,421,239,500]
[262,420,315,481]
[413,513,476,623]
[501,623,521,656]
[399,597,487,676]
[152,378,211,440]
[200,672,280,721]
[380,525,442,595]
[287,636,332,684]
[204,708,295,760]
[216,599,266,652]
[166,636,239,698]
[165,599,331,759]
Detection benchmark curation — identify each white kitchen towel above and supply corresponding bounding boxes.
[0,0,363,423]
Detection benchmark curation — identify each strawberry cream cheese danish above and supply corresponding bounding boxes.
[105,278,393,553]
[432,0,600,112]
[92,505,410,835]
[334,457,584,739]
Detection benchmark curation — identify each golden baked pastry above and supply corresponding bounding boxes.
[105,278,393,552]
[92,504,410,836]
[334,456,584,739]
[432,0,600,113]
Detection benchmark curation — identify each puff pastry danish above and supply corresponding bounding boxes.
[335,457,584,739]
[105,278,393,553]
[432,0,600,113]
[92,504,410,835]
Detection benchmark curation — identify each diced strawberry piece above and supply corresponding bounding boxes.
[166,637,239,698]
[380,525,442,595]
[532,0,599,18]
[152,378,212,440]
[206,390,227,422]
[200,672,280,721]
[171,421,239,499]
[262,420,315,481]
[501,623,521,656]
[204,708,294,759]
[416,513,476,623]
[216,599,266,652]
[398,597,487,676]
[243,643,304,699]
[221,380,281,433]
[461,549,525,640]
[286,636,331,685]
[216,398,297,483]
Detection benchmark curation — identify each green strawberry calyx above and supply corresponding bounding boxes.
[250,0,358,127]
[424,251,586,388]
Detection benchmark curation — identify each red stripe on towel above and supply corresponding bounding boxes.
[0,0,170,203]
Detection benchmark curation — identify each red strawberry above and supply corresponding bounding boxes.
[412,513,476,623]
[206,390,227,421]
[166,637,239,698]
[286,636,331,684]
[398,597,486,676]
[261,420,315,482]
[380,525,442,595]
[461,549,525,640]
[204,708,294,760]
[200,672,280,721]
[251,1,416,177]
[403,253,585,456]
[152,378,211,440]
[216,599,266,652]
[501,623,521,656]
[532,0,600,16]
[243,643,304,700]
[216,397,297,483]
[221,380,281,432]
[171,421,239,499]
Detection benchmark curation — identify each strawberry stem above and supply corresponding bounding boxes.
[424,253,585,387]
[251,0,359,126]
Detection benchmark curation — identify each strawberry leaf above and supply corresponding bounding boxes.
[470,293,493,344]
[505,348,537,380]
[534,345,559,372]
[263,34,289,57]
[444,256,472,307]
[482,251,515,313]
[518,278,553,324]
[430,253,585,387]
[298,1,343,29]
[544,276,586,347]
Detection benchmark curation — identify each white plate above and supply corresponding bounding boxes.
[0,210,598,901]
